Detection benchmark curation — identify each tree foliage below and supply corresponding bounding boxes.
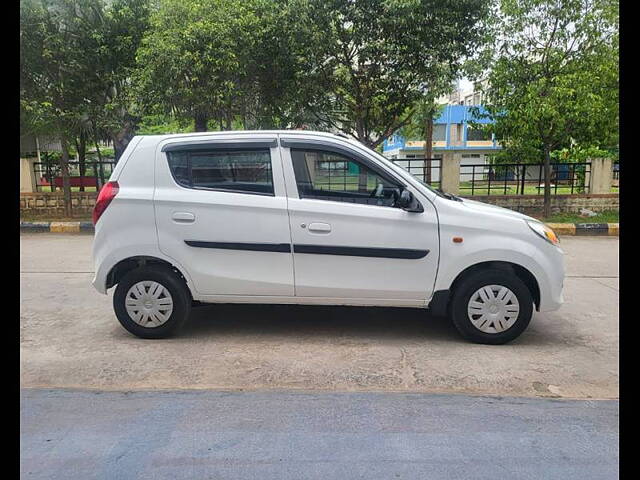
[286,0,491,148]
[20,0,151,158]
[476,0,618,213]
[134,0,297,131]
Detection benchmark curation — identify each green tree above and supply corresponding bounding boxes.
[83,0,151,160]
[20,0,92,215]
[21,0,152,213]
[398,97,447,184]
[135,0,283,131]
[88,0,151,161]
[479,0,618,216]
[287,0,491,148]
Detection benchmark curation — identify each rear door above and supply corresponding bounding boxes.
[280,137,439,303]
[154,135,294,297]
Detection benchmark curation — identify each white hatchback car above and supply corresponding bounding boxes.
[92,130,564,344]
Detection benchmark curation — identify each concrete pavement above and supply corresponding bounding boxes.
[20,234,619,399]
[21,389,618,480]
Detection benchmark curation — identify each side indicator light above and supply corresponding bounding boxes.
[453,237,463,243]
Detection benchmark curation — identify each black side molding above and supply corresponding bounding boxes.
[293,244,429,259]
[184,240,429,259]
[184,241,291,252]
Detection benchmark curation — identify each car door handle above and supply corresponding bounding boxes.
[172,212,195,223]
[307,222,331,233]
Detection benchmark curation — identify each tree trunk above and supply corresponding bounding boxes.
[543,145,552,218]
[59,136,73,217]
[424,116,434,184]
[112,120,136,163]
[91,121,107,190]
[225,107,233,131]
[75,132,87,192]
[194,112,208,132]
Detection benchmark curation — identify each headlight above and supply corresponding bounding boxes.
[526,220,560,245]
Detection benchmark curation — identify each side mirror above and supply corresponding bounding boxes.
[396,189,424,213]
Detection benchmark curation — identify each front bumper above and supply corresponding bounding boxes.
[537,246,565,312]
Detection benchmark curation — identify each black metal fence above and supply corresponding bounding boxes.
[33,160,116,192]
[459,162,590,195]
[391,158,591,195]
[391,157,442,189]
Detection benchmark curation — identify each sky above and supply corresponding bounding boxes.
[458,78,474,92]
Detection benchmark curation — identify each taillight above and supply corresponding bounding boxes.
[93,181,119,225]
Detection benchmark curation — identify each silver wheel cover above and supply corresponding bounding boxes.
[125,281,174,328]
[467,284,520,334]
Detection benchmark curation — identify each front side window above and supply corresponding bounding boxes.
[290,148,401,207]
[167,149,273,195]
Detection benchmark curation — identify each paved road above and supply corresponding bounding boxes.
[20,234,618,398]
[20,234,619,478]
[21,389,618,480]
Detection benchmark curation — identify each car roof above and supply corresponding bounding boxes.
[137,130,366,149]
[139,130,349,141]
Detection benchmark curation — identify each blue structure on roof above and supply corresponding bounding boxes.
[382,105,500,153]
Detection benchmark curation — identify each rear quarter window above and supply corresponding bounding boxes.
[166,149,274,195]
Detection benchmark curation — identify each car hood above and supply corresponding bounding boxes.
[458,197,536,222]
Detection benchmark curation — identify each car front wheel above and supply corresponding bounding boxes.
[450,268,534,345]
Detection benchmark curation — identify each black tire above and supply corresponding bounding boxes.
[449,268,533,345]
[113,265,191,339]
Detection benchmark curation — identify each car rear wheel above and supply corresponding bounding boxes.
[450,268,534,345]
[113,265,191,339]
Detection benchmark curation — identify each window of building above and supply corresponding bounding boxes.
[167,149,274,195]
[433,124,446,141]
[290,149,402,207]
[466,126,492,141]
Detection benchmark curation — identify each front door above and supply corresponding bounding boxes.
[154,137,294,297]
[280,139,439,303]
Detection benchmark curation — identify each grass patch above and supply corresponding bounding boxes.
[532,210,619,224]
[21,214,92,223]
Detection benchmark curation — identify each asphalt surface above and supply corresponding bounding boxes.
[20,234,619,398]
[21,389,618,480]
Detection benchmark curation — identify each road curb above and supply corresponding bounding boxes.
[21,221,619,236]
[21,221,94,233]
[546,222,619,236]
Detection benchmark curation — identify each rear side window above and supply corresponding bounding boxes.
[166,149,274,195]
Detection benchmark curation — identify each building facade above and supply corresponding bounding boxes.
[381,105,501,181]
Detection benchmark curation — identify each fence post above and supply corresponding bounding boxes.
[441,151,461,194]
[588,157,613,194]
[20,157,37,193]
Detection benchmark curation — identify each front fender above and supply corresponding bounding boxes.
[433,234,564,313]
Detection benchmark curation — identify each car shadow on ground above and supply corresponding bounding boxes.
[179,303,460,342]
[169,303,570,347]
